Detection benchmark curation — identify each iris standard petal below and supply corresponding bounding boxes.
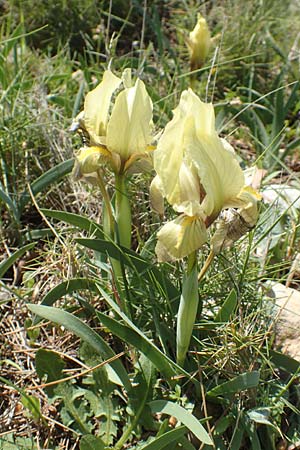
[153,89,215,207]
[106,78,153,161]
[155,215,207,261]
[84,70,122,137]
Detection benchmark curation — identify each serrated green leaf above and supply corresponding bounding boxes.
[148,400,213,445]
[35,348,65,396]
[28,304,131,392]
[80,435,106,450]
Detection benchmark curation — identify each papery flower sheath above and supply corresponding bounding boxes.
[152,89,259,261]
[73,69,154,177]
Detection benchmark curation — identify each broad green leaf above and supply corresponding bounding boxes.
[96,284,198,385]
[80,435,106,450]
[207,371,260,398]
[148,400,213,445]
[138,426,187,450]
[247,408,279,433]
[19,158,74,213]
[0,242,36,279]
[214,289,237,323]
[270,349,300,374]
[27,304,131,392]
[41,209,104,238]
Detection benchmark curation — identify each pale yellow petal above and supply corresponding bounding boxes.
[150,175,165,215]
[187,13,211,70]
[84,70,122,137]
[188,131,245,221]
[106,78,153,160]
[155,215,207,261]
[153,89,215,208]
[75,146,109,174]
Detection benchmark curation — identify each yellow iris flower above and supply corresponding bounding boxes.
[186,13,211,71]
[152,89,259,261]
[73,69,153,176]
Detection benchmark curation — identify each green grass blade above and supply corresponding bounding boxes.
[148,400,213,445]
[207,371,260,398]
[0,242,36,279]
[19,159,74,213]
[0,181,20,221]
[27,304,131,391]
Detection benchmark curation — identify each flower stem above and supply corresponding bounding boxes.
[176,251,199,367]
[115,173,132,249]
[97,169,114,239]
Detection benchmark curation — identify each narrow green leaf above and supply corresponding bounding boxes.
[148,400,213,446]
[41,209,104,238]
[214,289,237,323]
[19,159,74,213]
[140,426,187,450]
[0,181,20,220]
[27,304,131,392]
[21,394,41,420]
[207,371,260,398]
[0,242,36,279]
[96,310,175,379]
[78,238,179,300]
[37,278,98,309]
[95,284,189,380]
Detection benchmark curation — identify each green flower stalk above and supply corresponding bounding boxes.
[151,88,260,365]
[115,174,132,249]
[176,252,198,367]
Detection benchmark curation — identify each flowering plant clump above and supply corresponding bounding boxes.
[72,67,260,366]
